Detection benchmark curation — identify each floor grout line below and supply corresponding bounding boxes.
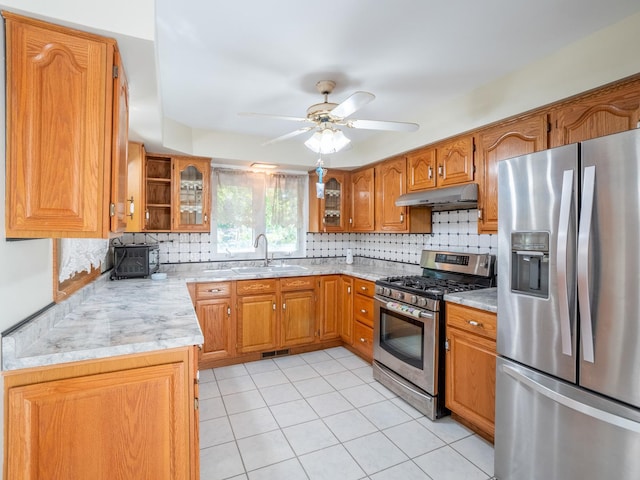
[199,347,495,480]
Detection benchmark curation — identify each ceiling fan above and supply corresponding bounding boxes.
[240,80,419,153]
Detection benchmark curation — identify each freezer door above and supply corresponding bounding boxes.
[579,128,640,408]
[497,144,578,382]
[495,357,640,480]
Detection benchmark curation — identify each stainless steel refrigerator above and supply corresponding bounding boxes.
[496,128,640,479]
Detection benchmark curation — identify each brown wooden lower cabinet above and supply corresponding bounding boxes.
[350,278,376,361]
[191,274,375,368]
[3,346,199,480]
[445,302,497,442]
[338,276,354,344]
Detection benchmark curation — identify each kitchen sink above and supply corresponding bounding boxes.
[231,265,308,275]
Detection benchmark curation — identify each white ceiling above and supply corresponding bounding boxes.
[5,1,640,171]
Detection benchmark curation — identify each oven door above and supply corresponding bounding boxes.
[373,297,438,395]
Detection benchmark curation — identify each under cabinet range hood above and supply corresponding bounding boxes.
[395,183,478,211]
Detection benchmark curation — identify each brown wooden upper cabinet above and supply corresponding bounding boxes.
[349,167,375,232]
[476,114,548,233]
[308,170,349,232]
[4,12,128,238]
[407,136,475,192]
[407,147,437,191]
[139,154,210,232]
[549,80,640,148]
[126,142,146,232]
[375,156,408,232]
[173,156,211,232]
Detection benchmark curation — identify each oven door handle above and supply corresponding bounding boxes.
[374,296,434,320]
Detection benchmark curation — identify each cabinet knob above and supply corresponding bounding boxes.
[360,309,367,314]
[466,319,483,327]
[360,337,366,343]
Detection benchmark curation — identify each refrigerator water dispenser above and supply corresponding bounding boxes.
[511,231,549,298]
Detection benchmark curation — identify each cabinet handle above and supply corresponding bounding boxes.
[282,303,286,310]
[127,197,135,219]
[145,209,150,221]
[360,309,367,314]
[361,286,367,292]
[207,288,222,293]
[400,212,404,223]
[478,209,483,220]
[466,319,483,327]
[438,165,444,177]
[428,166,433,179]
[204,213,208,223]
[227,307,231,316]
[347,286,351,294]
[273,303,276,310]
[360,337,366,343]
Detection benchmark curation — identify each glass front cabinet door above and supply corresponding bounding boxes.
[172,157,211,232]
[321,172,348,232]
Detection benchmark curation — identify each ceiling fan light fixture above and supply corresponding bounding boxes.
[304,127,351,154]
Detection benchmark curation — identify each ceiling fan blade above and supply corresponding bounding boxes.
[239,112,312,123]
[345,118,419,132]
[330,91,375,119]
[262,126,315,146]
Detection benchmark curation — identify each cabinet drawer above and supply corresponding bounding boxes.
[353,321,373,358]
[236,279,277,295]
[280,276,315,291]
[195,282,232,299]
[446,303,497,340]
[354,295,374,327]
[354,278,375,297]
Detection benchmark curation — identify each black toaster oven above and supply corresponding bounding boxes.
[111,244,160,280]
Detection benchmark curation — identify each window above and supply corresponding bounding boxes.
[211,169,307,258]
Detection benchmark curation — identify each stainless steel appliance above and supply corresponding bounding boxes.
[373,250,496,420]
[110,244,160,280]
[496,128,640,479]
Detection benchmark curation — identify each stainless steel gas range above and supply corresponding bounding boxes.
[373,250,496,421]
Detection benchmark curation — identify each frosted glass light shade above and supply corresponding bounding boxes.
[304,128,350,154]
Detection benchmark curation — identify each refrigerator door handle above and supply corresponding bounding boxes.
[501,363,640,433]
[578,165,596,363]
[557,169,574,356]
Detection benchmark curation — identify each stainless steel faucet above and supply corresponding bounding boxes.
[254,233,269,267]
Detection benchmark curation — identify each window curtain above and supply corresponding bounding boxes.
[211,168,307,257]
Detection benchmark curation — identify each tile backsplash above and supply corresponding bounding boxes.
[117,209,496,265]
[307,209,496,264]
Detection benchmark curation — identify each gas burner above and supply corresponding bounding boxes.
[375,251,496,306]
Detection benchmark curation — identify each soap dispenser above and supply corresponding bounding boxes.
[346,249,353,264]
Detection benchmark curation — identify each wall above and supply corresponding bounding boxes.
[119,209,496,266]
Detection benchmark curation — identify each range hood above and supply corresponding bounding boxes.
[395,183,478,211]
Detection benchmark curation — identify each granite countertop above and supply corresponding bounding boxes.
[2,261,413,371]
[444,287,497,313]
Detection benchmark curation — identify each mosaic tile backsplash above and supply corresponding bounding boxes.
[117,209,497,265]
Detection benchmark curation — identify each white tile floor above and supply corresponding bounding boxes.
[199,347,495,480]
